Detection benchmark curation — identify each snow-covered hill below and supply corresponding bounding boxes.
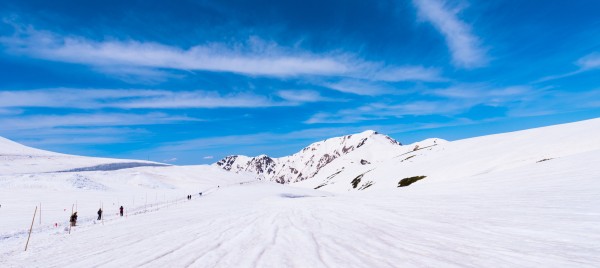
[0,144,255,233]
[215,130,445,183]
[0,136,168,175]
[215,118,600,193]
[297,118,600,192]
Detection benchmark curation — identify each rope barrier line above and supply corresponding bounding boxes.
[11,181,255,250]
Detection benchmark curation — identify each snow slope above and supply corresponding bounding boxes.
[293,118,600,192]
[1,118,600,267]
[2,151,600,267]
[0,164,255,234]
[0,136,168,175]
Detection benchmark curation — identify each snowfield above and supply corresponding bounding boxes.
[1,119,600,267]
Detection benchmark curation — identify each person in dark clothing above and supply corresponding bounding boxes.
[70,212,78,226]
[97,208,103,220]
[119,206,124,217]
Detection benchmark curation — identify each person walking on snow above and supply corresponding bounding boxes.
[119,206,124,217]
[70,212,78,227]
[97,208,103,220]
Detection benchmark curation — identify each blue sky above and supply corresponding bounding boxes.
[0,0,599,164]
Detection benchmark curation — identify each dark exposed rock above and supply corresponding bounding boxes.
[215,155,239,171]
[356,138,368,148]
[351,174,364,188]
[398,176,427,187]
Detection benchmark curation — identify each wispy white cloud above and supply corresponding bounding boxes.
[412,0,487,68]
[323,79,396,96]
[20,136,128,146]
[506,88,600,117]
[537,52,600,82]
[365,66,444,82]
[577,52,600,70]
[306,84,544,124]
[114,91,282,109]
[429,84,534,104]
[202,156,214,160]
[0,23,443,82]
[0,108,23,115]
[276,90,334,103]
[0,88,295,109]
[0,112,200,130]
[163,157,178,163]
[304,112,381,124]
[0,89,161,109]
[305,100,466,124]
[0,126,152,156]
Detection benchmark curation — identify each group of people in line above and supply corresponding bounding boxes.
[188,192,205,200]
[69,205,124,227]
[67,187,219,227]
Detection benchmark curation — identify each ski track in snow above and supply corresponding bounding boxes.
[2,172,599,267]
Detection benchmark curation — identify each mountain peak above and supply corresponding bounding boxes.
[360,130,378,136]
[214,130,405,183]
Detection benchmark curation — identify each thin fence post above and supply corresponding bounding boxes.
[68,204,74,234]
[25,206,37,251]
[39,202,42,226]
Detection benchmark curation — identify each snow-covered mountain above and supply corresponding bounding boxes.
[216,118,600,192]
[297,118,600,192]
[215,130,445,183]
[0,136,168,175]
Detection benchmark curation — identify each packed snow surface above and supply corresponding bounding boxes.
[1,118,600,267]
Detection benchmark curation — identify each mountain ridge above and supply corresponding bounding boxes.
[214,130,443,183]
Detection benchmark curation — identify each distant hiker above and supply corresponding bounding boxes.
[119,206,124,217]
[199,192,202,196]
[97,208,103,220]
[70,212,78,227]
